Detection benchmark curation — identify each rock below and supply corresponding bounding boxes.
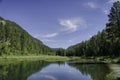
[0,20,6,26]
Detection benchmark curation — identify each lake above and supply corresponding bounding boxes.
[0,60,118,80]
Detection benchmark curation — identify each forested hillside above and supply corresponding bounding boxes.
[52,48,65,56]
[0,17,53,56]
[66,1,120,57]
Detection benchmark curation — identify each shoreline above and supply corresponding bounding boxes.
[0,55,68,65]
[0,55,120,80]
[68,56,120,64]
[0,56,120,64]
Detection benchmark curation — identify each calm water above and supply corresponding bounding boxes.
[0,61,113,80]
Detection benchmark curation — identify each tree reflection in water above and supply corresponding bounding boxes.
[0,61,111,80]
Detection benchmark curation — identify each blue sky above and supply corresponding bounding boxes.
[0,0,119,48]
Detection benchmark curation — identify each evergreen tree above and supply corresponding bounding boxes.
[0,17,54,56]
[66,1,120,57]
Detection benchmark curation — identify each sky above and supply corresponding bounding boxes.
[0,0,119,48]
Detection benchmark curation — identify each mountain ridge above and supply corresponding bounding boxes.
[0,17,54,56]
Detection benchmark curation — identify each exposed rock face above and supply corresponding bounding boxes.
[0,20,6,26]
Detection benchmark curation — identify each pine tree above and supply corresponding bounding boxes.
[106,1,120,56]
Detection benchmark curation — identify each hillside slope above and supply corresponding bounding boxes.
[0,17,53,56]
[66,1,120,57]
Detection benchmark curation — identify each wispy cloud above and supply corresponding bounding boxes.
[43,33,58,38]
[84,2,110,16]
[103,9,109,15]
[33,32,58,39]
[84,2,97,9]
[108,0,120,3]
[68,38,76,43]
[33,34,41,38]
[33,33,58,43]
[42,39,56,42]
[59,17,87,32]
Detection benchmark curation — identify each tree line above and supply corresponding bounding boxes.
[0,17,54,56]
[0,1,120,57]
[65,1,120,57]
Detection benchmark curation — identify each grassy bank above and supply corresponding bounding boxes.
[106,64,120,80]
[68,56,120,63]
[1,55,120,65]
[68,56,120,80]
[0,55,69,65]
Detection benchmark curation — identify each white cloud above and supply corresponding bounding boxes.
[84,2,97,9]
[68,38,76,43]
[33,34,41,38]
[44,33,58,38]
[103,9,109,15]
[33,32,58,39]
[42,39,56,42]
[108,0,120,3]
[59,17,87,32]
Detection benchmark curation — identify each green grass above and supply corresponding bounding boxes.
[0,55,120,65]
[0,55,69,65]
[68,56,120,63]
[68,57,99,63]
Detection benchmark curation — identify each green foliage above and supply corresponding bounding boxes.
[0,18,54,56]
[53,48,66,56]
[66,1,120,57]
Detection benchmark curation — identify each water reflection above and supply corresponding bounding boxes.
[0,61,111,80]
[0,61,49,80]
[28,63,92,80]
[69,63,110,80]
